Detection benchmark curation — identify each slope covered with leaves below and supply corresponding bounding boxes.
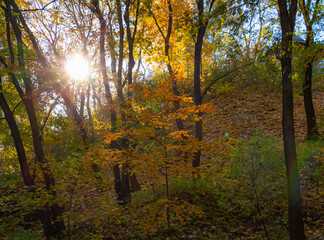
[205,83,324,142]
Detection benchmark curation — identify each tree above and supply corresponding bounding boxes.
[10,0,103,177]
[149,0,186,131]
[1,0,65,237]
[0,0,322,238]
[89,0,124,202]
[192,0,216,168]
[299,0,322,139]
[124,0,142,192]
[277,0,306,239]
[125,0,140,98]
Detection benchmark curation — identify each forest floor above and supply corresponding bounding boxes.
[1,82,323,240]
[205,83,324,142]
[125,82,324,240]
[197,83,324,240]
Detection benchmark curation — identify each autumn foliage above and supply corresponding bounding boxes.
[0,0,323,239]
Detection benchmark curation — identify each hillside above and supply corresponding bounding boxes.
[205,85,324,142]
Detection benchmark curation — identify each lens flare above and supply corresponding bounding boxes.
[65,54,89,81]
[222,132,228,137]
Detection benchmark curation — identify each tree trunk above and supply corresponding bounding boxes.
[124,0,142,193]
[0,77,33,187]
[192,0,207,168]
[281,52,306,240]
[278,0,306,239]
[80,90,85,119]
[125,0,139,98]
[0,77,57,238]
[5,2,66,236]
[90,0,128,202]
[165,0,185,132]
[86,84,92,123]
[303,25,319,140]
[151,0,185,131]
[116,0,131,203]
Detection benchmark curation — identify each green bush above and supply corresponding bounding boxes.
[229,132,288,238]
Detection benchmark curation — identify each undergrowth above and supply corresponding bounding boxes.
[0,133,323,239]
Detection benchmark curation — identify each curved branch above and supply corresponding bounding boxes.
[40,95,60,140]
[13,0,57,12]
[201,61,254,100]
[151,10,166,39]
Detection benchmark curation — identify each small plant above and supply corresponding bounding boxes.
[229,131,287,239]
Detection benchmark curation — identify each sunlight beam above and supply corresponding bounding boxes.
[65,54,89,81]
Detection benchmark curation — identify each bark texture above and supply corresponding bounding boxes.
[4,0,66,237]
[299,0,321,140]
[278,0,306,239]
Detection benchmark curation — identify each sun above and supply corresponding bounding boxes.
[65,54,89,81]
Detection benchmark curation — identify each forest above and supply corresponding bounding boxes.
[0,0,323,239]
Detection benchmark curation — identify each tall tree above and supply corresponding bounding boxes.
[0,5,56,237]
[125,0,140,98]
[277,0,306,239]
[2,0,66,237]
[299,0,321,139]
[192,0,215,168]
[116,0,132,203]
[0,75,56,238]
[10,0,102,177]
[0,78,33,188]
[150,0,185,131]
[89,0,124,202]
[124,0,142,192]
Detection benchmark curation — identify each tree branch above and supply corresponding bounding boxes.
[132,0,140,40]
[0,55,25,98]
[201,61,254,100]
[151,10,166,39]
[12,100,22,114]
[10,0,50,68]
[13,0,57,12]
[40,95,60,140]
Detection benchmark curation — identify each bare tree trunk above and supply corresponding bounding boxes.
[89,0,125,202]
[151,0,184,131]
[4,2,66,238]
[0,75,57,239]
[125,0,139,98]
[192,0,207,168]
[303,25,319,140]
[80,89,85,119]
[124,0,141,193]
[192,0,215,169]
[0,77,33,188]
[86,84,92,123]
[278,0,306,239]
[116,0,131,203]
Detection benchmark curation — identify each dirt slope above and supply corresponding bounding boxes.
[205,84,323,142]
